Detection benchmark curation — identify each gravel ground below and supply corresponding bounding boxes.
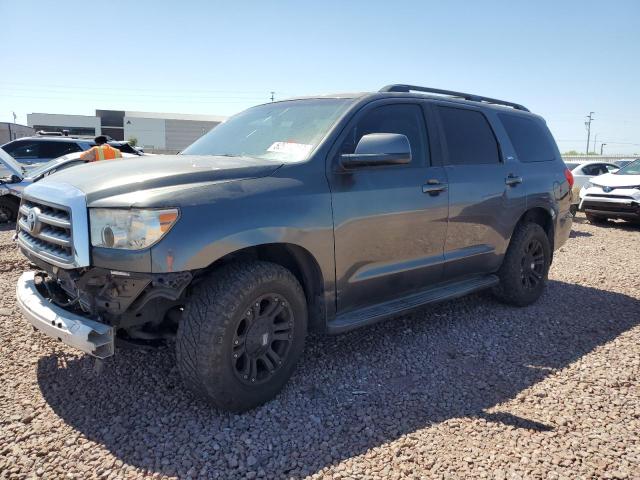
[0,215,639,479]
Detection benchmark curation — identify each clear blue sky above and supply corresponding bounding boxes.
[1,0,639,154]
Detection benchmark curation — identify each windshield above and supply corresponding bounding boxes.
[615,158,640,175]
[181,98,353,163]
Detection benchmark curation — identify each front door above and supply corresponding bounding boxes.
[329,102,449,313]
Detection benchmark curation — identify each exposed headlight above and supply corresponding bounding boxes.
[90,208,179,250]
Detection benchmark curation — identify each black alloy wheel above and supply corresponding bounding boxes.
[520,238,545,290]
[232,293,294,385]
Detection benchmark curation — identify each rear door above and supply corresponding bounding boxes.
[433,103,525,280]
[329,100,449,313]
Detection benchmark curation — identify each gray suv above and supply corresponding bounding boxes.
[15,85,573,411]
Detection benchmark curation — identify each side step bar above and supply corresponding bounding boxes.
[328,274,499,334]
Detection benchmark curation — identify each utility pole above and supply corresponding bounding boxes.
[585,112,595,154]
[270,91,275,102]
[600,143,607,155]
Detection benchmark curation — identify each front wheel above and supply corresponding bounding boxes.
[492,223,551,307]
[0,196,19,223]
[176,261,307,412]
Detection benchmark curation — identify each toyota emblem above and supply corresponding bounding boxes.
[26,207,42,235]
[603,186,614,193]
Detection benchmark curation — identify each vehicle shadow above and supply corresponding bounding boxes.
[36,280,640,478]
[597,220,640,231]
[0,222,16,232]
[573,215,640,231]
[569,229,592,238]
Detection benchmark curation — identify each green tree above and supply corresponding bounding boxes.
[127,136,138,147]
[562,150,581,155]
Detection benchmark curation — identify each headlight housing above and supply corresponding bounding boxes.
[582,181,594,190]
[90,208,179,250]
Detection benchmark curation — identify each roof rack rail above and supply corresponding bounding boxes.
[379,84,530,112]
[36,130,64,136]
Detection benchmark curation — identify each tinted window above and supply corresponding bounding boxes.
[438,107,499,165]
[499,114,555,163]
[581,163,611,176]
[3,140,40,159]
[39,142,81,159]
[341,104,428,165]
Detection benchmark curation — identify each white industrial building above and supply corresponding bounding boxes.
[27,110,226,153]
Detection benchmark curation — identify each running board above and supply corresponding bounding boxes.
[328,274,499,334]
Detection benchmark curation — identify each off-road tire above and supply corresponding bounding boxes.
[176,261,307,412]
[0,196,19,223]
[492,222,551,307]
[585,213,608,225]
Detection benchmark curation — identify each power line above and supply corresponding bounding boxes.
[0,81,269,95]
[0,94,262,105]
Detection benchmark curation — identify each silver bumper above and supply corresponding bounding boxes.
[16,271,114,358]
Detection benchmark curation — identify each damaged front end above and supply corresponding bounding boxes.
[20,251,192,356]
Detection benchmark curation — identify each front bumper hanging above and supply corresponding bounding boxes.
[16,271,114,358]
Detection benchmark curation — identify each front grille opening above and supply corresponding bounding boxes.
[17,198,74,267]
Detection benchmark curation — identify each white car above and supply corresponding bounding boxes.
[564,161,619,214]
[579,159,640,224]
[0,149,136,222]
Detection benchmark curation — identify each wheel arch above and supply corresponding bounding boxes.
[513,206,555,254]
[202,242,326,332]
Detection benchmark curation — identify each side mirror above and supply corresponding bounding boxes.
[340,133,412,168]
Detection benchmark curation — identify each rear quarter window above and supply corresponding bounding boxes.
[499,114,556,163]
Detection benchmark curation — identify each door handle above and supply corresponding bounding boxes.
[422,179,448,195]
[505,174,523,186]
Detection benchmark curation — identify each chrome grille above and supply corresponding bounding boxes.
[17,199,74,267]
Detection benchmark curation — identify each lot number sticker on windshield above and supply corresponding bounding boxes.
[267,142,313,156]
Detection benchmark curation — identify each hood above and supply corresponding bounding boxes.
[35,154,283,205]
[0,147,25,180]
[591,172,640,188]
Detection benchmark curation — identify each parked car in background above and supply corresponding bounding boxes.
[614,159,637,169]
[14,84,573,411]
[564,161,619,215]
[1,133,142,170]
[0,148,136,222]
[579,158,640,224]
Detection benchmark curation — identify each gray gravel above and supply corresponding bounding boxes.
[1,215,639,479]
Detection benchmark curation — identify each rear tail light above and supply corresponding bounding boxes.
[564,168,574,188]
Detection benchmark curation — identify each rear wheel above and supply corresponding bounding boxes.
[492,223,551,307]
[0,196,19,223]
[176,261,307,412]
[585,213,608,225]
